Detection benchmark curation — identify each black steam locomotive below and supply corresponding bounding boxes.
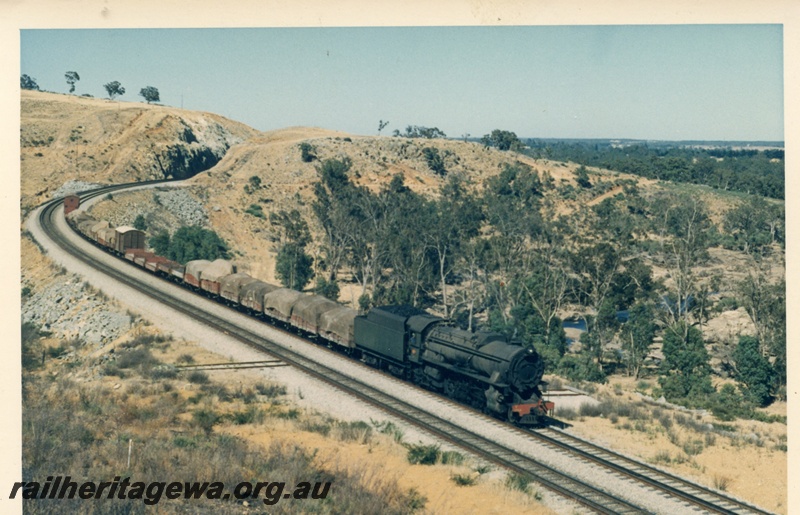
[356,306,551,424]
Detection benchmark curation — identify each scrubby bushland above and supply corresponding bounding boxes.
[22,374,424,514]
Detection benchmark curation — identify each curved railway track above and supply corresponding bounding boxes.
[34,183,774,514]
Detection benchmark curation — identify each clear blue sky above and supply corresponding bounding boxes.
[20,25,784,142]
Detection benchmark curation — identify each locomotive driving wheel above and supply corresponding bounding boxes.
[444,377,458,399]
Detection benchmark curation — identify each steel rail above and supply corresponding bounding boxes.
[529,427,774,515]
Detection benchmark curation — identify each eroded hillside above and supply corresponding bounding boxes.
[20,90,259,211]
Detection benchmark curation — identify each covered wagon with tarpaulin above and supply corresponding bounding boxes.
[89,220,110,241]
[200,259,234,295]
[66,210,94,228]
[76,217,99,239]
[240,280,280,313]
[319,306,358,349]
[96,227,118,249]
[184,260,211,288]
[290,295,339,334]
[263,288,304,323]
[220,273,258,304]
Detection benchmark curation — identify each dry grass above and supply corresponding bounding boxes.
[562,377,787,513]
[22,371,425,514]
[713,474,732,492]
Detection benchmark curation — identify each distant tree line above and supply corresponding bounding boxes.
[20,72,160,105]
[393,125,447,139]
[525,141,785,199]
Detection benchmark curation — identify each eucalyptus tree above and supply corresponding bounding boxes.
[621,302,656,379]
[270,210,314,291]
[139,86,160,104]
[427,174,482,318]
[480,162,544,323]
[659,321,714,405]
[20,74,39,91]
[652,192,714,338]
[312,158,359,282]
[567,197,638,365]
[103,81,126,99]
[722,195,784,257]
[378,174,437,307]
[64,71,80,93]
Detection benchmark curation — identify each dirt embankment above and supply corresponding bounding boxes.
[20,90,260,210]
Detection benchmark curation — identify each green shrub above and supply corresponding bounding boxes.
[187,370,209,384]
[451,473,476,486]
[683,439,704,456]
[232,406,265,425]
[148,366,178,380]
[102,364,125,378]
[422,147,447,176]
[133,214,147,231]
[578,402,603,417]
[406,443,440,465]
[200,383,231,402]
[556,407,577,420]
[557,354,607,384]
[273,408,301,420]
[439,450,465,465]
[255,381,287,398]
[405,488,427,512]
[47,342,70,359]
[713,475,731,491]
[372,419,405,443]
[152,226,229,264]
[176,353,194,364]
[299,142,317,162]
[173,435,197,448]
[299,419,333,436]
[245,204,265,218]
[504,473,532,493]
[116,348,158,369]
[714,296,739,312]
[192,409,220,434]
[314,277,340,301]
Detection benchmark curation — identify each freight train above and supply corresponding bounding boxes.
[64,196,553,424]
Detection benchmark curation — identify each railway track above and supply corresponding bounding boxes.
[174,359,287,371]
[34,184,775,514]
[529,427,773,515]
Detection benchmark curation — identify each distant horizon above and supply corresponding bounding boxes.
[20,87,787,148]
[20,25,784,143]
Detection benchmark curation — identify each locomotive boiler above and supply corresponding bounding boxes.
[355,306,551,424]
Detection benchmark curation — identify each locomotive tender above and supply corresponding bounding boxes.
[65,201,552,425]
